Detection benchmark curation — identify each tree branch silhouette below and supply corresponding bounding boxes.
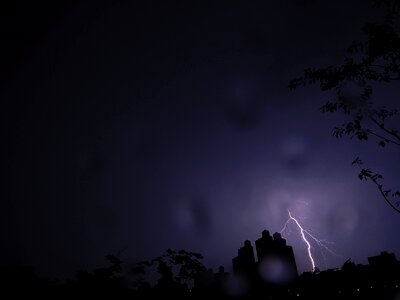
[289,0,400,214]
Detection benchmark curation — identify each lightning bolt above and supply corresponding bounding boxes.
[281,210,339,272]
[284,210,315,271]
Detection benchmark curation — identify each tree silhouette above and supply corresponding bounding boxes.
[66,254,125,297]
[131,248,206,296]
[289,0,400,214]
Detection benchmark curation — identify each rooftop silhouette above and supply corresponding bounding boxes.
[0,229,399,299]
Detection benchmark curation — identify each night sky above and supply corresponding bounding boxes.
[2,0,400,280]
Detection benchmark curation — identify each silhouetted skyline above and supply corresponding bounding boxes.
[1,229,399,299]
[1,0,400,280]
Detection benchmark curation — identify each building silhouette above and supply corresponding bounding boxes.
[232,240,256,276]
[256,231,298,280]
[294,251,400,299]
[227,231,400,298]
[1,231,399,299]
[232,230,298,287]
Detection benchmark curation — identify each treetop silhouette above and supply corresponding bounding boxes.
[289,0,400,214]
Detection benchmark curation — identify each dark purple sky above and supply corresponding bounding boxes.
[1,0,400,279]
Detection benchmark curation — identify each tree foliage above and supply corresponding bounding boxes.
[132,249,206,289]
[289,0,400,213]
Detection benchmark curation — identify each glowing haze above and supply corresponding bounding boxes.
[1,0,400,280]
